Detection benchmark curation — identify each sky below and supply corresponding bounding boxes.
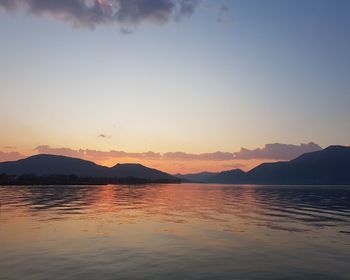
[0,0,349,173]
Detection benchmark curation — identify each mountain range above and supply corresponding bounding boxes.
[178,145,350,185]
[0,145,349,185]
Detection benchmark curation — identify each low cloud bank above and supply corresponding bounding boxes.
[34,142,322,162]
[233,142,322,160]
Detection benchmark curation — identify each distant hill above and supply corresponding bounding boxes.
[0,154,179,184]
[175,172,219,183]
[178,146,350,185]
[110,163,176,181]
[207,169,247,184]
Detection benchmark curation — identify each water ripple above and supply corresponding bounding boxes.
[1,184,350,280]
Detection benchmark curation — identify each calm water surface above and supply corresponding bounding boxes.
[1,184,350,280]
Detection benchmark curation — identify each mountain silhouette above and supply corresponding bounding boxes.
[1,146,349,185]
[179,146,350,185]
[0,154,177,182]
[110,163,176,181]
[175,172,219,183]
[207,169,247,184]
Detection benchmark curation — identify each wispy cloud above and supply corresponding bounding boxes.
[0,151,26,162]
[98,133,111,139]
[216,4,233,24]
[35,145,162,161]
[162,151,234,161]
[34,146,234,161]
[3,146,16,149]
[0,0,200,29]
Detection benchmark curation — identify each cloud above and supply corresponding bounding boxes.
[35,145,162,161]
[35,142,322,163]
[98,133,111,139]
[216,4,233,24]
[35,145,84,158]
[163,151,234,161]
[0,0,17,10]
[35,146,234,161]
[0,0,200,29]
[0,151,26,162]
[233,142,322,160]
[3,146,16,149]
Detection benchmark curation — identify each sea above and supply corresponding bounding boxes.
[1,184,350,280]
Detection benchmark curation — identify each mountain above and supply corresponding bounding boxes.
[0,154,108,177]
[110,163,176,181]
[246,145,350,184]
[179,146,350,185]
[175,172,219,183]
[207,169,247,184]
[0,154,178,183]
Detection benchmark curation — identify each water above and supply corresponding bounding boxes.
[0,184,350,280]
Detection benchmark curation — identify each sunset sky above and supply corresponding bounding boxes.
[0,0,349,173]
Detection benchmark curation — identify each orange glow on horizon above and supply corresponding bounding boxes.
[0,148,278,174]
[90,157,273,174]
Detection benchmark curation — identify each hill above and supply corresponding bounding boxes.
[0,154,179,184]
[175,172,219,183]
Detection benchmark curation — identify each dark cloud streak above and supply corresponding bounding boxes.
[98,133,111,139]
[0,0,200,29]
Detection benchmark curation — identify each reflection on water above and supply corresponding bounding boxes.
[1,184,350,280]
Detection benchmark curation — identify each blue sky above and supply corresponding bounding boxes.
[0,0,349,172]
